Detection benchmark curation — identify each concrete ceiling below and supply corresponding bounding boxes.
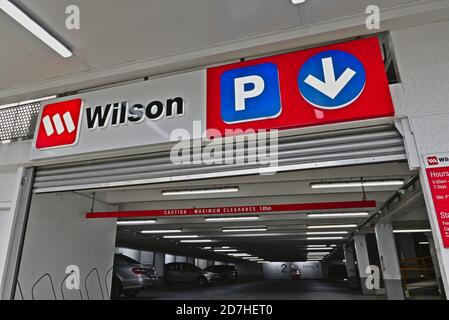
[1,0,449,103]
[104,161,428,263]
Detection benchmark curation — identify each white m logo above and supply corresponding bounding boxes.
[42,112,76,137]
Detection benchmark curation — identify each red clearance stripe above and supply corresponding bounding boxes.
[86,200,376,219]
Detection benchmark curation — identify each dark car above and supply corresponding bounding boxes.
[204,265,238,282]
[111,254,157,299]
[164,263,220,286]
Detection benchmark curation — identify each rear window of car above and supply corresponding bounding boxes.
[115,254,140,264]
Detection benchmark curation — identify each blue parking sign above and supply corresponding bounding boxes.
[220,63,282,124]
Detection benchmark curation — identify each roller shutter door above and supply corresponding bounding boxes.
[33,125,407,193]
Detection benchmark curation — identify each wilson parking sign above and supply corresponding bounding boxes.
[207,37,394,134]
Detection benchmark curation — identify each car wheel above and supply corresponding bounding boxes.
[196,276,207,286]
[123,290,139,298]
[111,277,122,300]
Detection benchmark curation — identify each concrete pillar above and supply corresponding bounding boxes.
[353,234,374,295]
[427,233,445,297]
[343,242,359,289]
[154,252,165,278]
[374,223,405,300]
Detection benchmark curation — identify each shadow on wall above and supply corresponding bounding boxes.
[16,266,114,300]
[14,192,118,300]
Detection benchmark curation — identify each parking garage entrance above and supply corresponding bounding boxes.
[8,36,448,300]
[12,127,446,300]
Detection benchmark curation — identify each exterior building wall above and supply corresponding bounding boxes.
[391,19,449,297]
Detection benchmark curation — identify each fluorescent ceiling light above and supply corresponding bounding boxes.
[162,187,239,196]
[330,245,337,247]
[163,235,198,239]
[306,248,332,251]
[222,228,268,233]
[214,249,238,253]
[203,247,212,250]
[308,252,329,256]
[292,0,307,4]
[221,246,230,249]
[307,245,328,248]
[205,216,259,222]
[117,220,156,226]
[0,0,72,58]
[306,231,348,235]
[419,242,429,245]
[310,180,404,189]
[307,212,369,218]
[307,237,345,240]
[257,261,270,264]
[228,253,251,257]
[180,239,213,243]
[308,224,357,229]
[393,229,432,234]
[141,229,182,234]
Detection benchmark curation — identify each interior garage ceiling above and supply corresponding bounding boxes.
[93,162,429,263]
[1,0,449,103]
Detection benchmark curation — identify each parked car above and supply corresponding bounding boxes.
[204,265,238,282]
[291,266,301,280]
[164,263,220,286]
[111,254,157,299]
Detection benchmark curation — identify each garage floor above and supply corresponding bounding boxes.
[127,280,384,300]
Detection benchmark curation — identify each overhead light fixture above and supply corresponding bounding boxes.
[308,252,329,256]
[307,212,369,218]
[0,0,72,58]
[310,180,404,189]
[330,244,337,247]
[307,237,345,241]
[306,248,332,251]
[307,245,328,248]
[292,0,307,4]
[203,247,212,250]
[257,261,270,264]
[180,239,213,243]
[162,187,239,196]
[117,220,156,226]
[214,249,238,253]
[228,253,251,257]
[163,235,198,239]
[141,229,182,234]
[205,216,260,222]
[306,231,348,235]
[419,242,429,245]
[222,228,268,233]
[221,246,230,249]
[308,224,357,229]
[393,229,432,234]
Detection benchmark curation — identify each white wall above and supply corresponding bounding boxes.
[391,19,449,298]
[0,167,23,293]
[16,192,117,300]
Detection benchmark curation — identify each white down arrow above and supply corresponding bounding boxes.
[304,57,356,99]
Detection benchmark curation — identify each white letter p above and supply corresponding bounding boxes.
[234,76,265,111]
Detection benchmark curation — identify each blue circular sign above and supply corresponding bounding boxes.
[298,50,366,110]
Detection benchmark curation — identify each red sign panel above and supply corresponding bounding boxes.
[425,156,449,247]
[207,37,394,134]
[35,99,83,150]
[86,200,376,219]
